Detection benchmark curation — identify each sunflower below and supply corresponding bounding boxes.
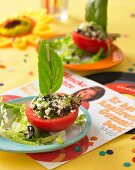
[0,9,54,49]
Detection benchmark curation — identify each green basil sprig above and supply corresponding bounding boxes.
[38,40,64,96]
[85,0,108,32]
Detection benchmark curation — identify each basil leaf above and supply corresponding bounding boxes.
[38,40,64,95]
[85,0,108,32]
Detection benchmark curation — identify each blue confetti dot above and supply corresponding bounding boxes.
[99,151,106,156]
[0,83,4,86]
[106,150,113,155]
[123,162,131,167]
[75,146,82,152]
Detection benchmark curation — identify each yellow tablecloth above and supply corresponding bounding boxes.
[0,0,135,170]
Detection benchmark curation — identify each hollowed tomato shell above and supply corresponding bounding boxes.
[25,105,79,132]
[72,31,112,53]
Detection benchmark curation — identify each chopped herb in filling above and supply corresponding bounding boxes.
[76,22,107,40]
[30,94,81,119]
[75,22,120,41]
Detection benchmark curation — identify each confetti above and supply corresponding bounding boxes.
[106,150,113,155]
[0,83,4,86]
[128,68,134,72]
[123,162,131,167]
[132,148,135,153]
[130,13,135,17]
[23,59,27,63]
[90,136,98,141]
[7,67,13,72]
[75,146,82,152]
[132,157,135,163]
[99,151,106,156]
[131,136,135,140]
[0,64,6,68]
[28,71,34,76]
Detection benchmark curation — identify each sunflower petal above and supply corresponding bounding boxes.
[0,36,12,47]
[12,37,28,49]
[25,34,39,45]
[19,9,47,21]
[33,26,53,38]
[33,22,51,32]
[38,15,54,23]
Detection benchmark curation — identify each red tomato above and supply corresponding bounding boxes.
[25,105,79,132]
[72,31,111,53]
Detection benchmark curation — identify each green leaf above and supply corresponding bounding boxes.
[92,48,103,62]
[85,0,108,32]
[38,40,64,96]
[75,114,86,126]
[56,135,64,144]
[38,130,65,144]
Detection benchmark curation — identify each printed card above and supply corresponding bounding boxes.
[1,71,135,169]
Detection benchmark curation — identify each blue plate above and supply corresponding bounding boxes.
[0,96,92,153]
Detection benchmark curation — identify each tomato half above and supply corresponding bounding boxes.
[25,105,79,132]
[72,31,111,54]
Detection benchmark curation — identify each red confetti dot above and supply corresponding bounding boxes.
[132,157,135,163]
[90,136,98,141]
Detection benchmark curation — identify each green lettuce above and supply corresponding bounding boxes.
[0,99,66,145]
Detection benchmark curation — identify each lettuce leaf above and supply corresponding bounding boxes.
[0,99,66,145]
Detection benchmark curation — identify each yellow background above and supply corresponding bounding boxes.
[0,0,135,170]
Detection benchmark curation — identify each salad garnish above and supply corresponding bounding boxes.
[0,41,84,145]
[48,34,108,64]
[33,0,120,65]
[0,95,84,145]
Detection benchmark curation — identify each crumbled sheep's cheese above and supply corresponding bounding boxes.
[71,109,76,113]
[30,94,81,119]
[37,97,42,102]
[36,103,42,108]
[45,107,51,115]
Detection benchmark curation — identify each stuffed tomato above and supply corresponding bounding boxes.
[25,94,81,132]
[72,22,113,54]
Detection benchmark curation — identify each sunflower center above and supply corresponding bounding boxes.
[0,17,33,37]
[4,20,22,29]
